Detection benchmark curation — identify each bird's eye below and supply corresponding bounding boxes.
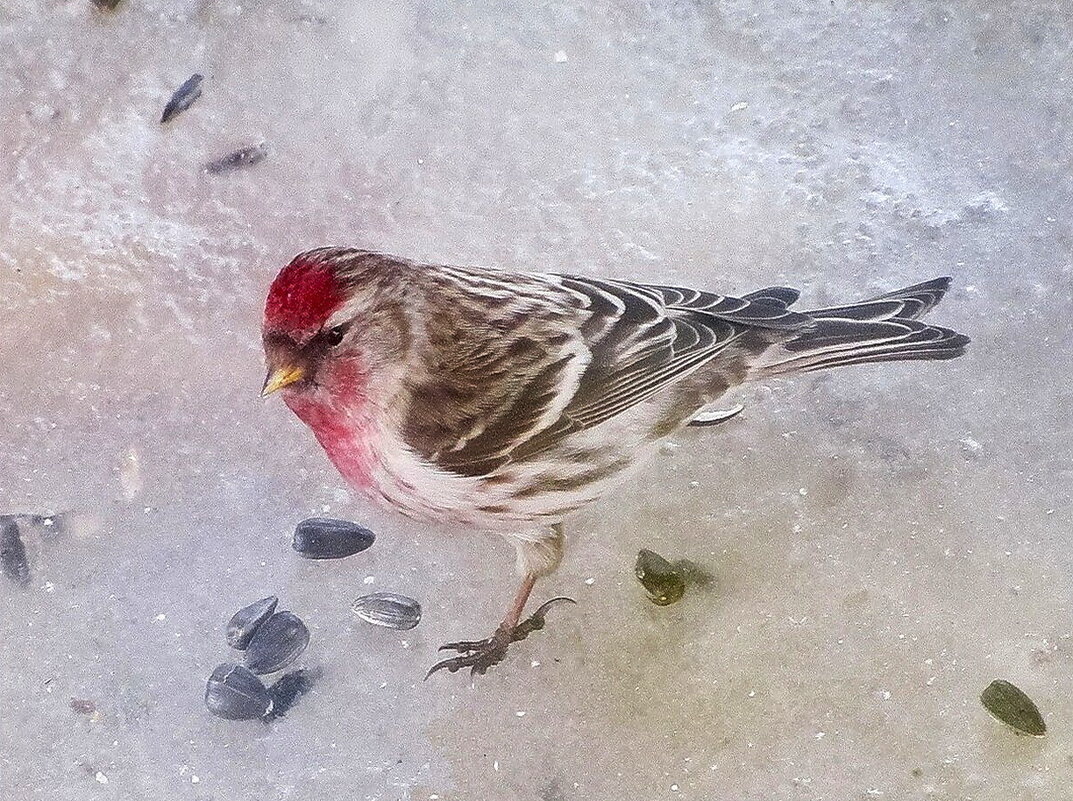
[325,326,347,346]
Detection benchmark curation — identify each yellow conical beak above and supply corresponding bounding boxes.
[261,365,305,397]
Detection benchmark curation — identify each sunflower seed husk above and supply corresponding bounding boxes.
[292,518,375,560]
[351,592,422,630]
[980,679,1046,737]
[245,611,310,675]
[225,596,278,650]
[0,517,31,588]
[634,548,686,606]
[687,403,745,427]
[205,143,267,175]
[205,663,273,720]
[160,73,203,123]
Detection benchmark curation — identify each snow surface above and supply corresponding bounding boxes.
[1,1,1071,799]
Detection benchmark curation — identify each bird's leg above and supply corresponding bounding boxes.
[426,525,574,679]
[425,579,574,678]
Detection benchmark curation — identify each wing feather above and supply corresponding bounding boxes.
[404,267,811,475]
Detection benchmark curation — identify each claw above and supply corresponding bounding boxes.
[424,597,577,680]
[425,633,509,679]
[509,597,575,641]
[531,596,576,619]
[437,638,490,653]
[424,656,466,679]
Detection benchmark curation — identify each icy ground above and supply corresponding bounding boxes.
[1,1,1071,799]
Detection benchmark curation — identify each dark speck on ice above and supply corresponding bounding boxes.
[0,517,30,587]
[205,143,268,175]
[160,74,204,124]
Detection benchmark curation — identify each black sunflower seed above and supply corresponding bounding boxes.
[204,663,272,720]
[245,612,310,675]
[292,518,375,560]
[161,74,203,123]
[225,596,278,650]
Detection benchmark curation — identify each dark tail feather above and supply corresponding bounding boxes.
[753,277,969,378]
[742,286,801,306]
[808,277,952,322]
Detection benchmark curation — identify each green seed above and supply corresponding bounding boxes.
[634,549,686,606]
[980,679,1046,737]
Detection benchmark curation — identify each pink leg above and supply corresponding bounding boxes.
[500,573,538,631]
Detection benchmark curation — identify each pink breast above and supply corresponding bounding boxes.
[284,394,376,490]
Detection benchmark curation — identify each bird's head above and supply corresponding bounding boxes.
[261,248,411,405]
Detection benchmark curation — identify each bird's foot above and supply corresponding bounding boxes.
[425,597,575,679]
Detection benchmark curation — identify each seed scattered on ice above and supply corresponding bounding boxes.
[160,73,204,124]
[635,549,686,606]
[245,612,311,674]
[980,679,1046,737]
[730,101,749,112]
[204,663,273,720]
[351,592,421,630]
[225,596,278,650]
[292,517,375,560]
[205,143,267,175]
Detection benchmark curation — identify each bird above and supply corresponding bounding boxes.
[260,247,969,677]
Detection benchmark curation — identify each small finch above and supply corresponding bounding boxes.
[261,248,969,676]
